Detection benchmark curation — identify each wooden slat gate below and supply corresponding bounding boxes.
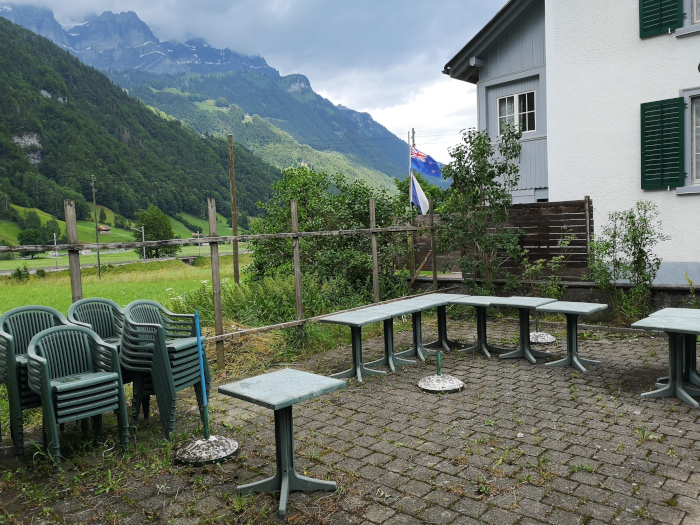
[412,198,593,278]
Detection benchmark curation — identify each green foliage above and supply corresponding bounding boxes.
[249,167,409,300]
[683,272,700,309]
[16,228,44,258]
[522,229,576,300]
[440,126,523,295]
[588,201,669,326]
[133,205,181,259]
[98,208,107,223]
[214,97,230,108]
[393,172,447,214]
[11,263,30,281]
[19,211,41,230]
[0,240,14,260]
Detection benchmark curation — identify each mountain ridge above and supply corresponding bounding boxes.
[0,4,410,182]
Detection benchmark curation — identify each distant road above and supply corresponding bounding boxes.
[0,251,250,276]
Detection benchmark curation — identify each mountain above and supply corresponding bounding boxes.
[0,5,410,185]
[0,16,281,223]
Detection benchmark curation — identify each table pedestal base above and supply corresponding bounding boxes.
[656,334,700,388]
[237,406,336,518]
[545,314,599,373]
[331,326,386,382]
[365,318,416,372]
[456,306,501,358]
[643,334,700,408]
[396,312,429,362]
[499,309,552,364]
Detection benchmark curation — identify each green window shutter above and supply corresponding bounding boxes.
[641,97,685,189]
[639,0,683,38]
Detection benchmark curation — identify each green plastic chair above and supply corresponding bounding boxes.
[27,325,129,470]
[68,298,150,420]
[0,306,71,459]
[121,300,210,440]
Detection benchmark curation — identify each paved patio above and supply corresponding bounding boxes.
[1,314,699,524]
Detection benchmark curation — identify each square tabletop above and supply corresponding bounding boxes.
[489,296,557,309]
[448,296,499,307]
[218,368,346,411]
[536,301,608,316]
[649,308,700,318]
[319,308,392,327]
[395,294,467,310]
[632,316,700,335]
[366,302,426,317]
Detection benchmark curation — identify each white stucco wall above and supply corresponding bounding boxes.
[545,0,700,284]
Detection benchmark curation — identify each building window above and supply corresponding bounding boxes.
[498,91,535,134]
[695,0,700,23]
[693,97,700,184]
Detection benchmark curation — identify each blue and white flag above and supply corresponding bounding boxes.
[410,173,430,215]
[410,146,442,178]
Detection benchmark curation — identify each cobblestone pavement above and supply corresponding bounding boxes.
[1,316,699,524]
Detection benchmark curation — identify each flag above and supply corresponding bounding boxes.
[410,173,430,215]
[410,146,442,177]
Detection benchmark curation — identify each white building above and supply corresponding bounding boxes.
[444,0,700,284]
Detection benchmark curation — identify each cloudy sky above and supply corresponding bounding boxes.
[16,0,507,163]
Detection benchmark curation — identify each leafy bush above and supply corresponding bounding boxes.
[440,126,523,295]
[248,167,410,301]
[35,268,46,278]
[11,263,30,281]
[588,201,668,326]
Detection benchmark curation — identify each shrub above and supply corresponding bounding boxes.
[11,263,30,281]
[588,201,668,326]
[35,268,46,278]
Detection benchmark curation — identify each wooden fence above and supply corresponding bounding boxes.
[0,198,433,368]
[413,197,593,278]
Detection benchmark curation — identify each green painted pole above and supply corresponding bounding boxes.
[436,351,442,376]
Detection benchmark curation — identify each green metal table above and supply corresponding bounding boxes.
[392,294,467,361]
[357,303,424,372]
[319,308,392,382]
[448,296,501,357]
[219,369,346,518]
[631,316,700,408]
[648,308,700,387]
[489,296,557,363]
[535,301,608,373]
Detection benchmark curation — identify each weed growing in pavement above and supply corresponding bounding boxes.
[569,464,596,474]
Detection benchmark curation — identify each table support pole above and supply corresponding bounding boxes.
[545,314,600,373]
[424,305,458,353]
[366,319,416,372]
[500,308,553,364]
[642,334,700,408]
[331,327,386,382]
[395,312,427,362]
[237,406,337,518]
[456,306,502,357]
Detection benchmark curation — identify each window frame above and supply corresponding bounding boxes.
[497,90,536,135]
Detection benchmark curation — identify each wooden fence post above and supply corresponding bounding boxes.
[291,200,303,322]
[208,198,225,369]
[370,198,380,303]
[228,134,240,284]
[585,195,591,258]
[429,200,438,291]
[64,200,83,303]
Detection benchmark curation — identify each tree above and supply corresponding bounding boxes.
[440,125,523,295]
[249,167,409,300]
[41,219,62,244]
[20,210,41,230]
[17,228,44,258]
[214,97,230,108]
[132,205,180,259]
[99,208,107,224]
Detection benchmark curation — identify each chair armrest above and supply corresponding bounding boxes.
[27,344,49,397]
[0,330,16,384]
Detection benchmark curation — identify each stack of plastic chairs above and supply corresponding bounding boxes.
[68,298,149,420]
[0,306,71,459]
[120,300,210,439]
[27,325,129,470]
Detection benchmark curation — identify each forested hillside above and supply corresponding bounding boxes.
[0,17,280,223]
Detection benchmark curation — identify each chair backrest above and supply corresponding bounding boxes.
[1,306,70,357]
[32,328,94,378]
[128,302,164,326]
[68,298,124,341]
